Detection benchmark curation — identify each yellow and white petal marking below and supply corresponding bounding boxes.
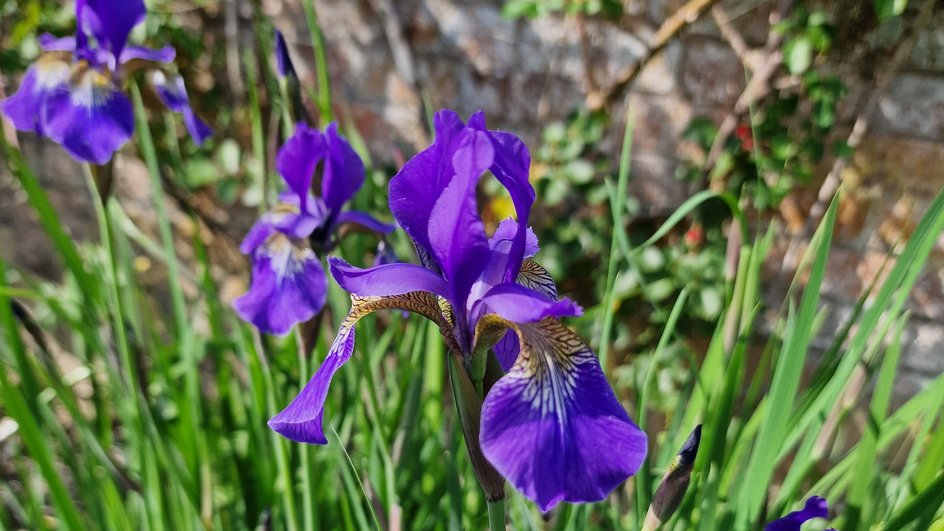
[262,233,315,285]
[67,62,119,109]
[474,316,593,420]
[35,53,72,90]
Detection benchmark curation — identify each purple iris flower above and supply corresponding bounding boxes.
[233,122,393,336]
[765,496,838,531]
[269,109,647,511]
[0,0,210,164]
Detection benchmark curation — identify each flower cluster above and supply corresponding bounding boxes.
[1,0,210,164]
[233,122,392,336]
[267,109,647,511]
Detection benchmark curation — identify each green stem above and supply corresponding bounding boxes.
[487,499,505,531]
[302,0,333,123]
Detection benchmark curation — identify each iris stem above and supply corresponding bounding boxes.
[487,499,505,531]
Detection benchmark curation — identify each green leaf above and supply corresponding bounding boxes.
[785,36,813,74]
[875,0,908,20]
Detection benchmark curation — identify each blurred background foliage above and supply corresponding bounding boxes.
[2,0,944,529]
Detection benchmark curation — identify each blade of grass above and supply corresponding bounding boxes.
[598,105,634,368]
[844,313,907,529]
[736,194,838,524]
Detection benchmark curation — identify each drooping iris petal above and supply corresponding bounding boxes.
[269,324,355,444]
[764,496,833,531]
[334,210,396,235]
[232,235,327,336]
[44,68,134,164]
[271,291,455,444]
[427,128,494,308]
[480,318,647,511]
[120,45,176,64]
[0,56,70,135]
[81,0,146,60]
[277,122,326,216]
[476,283,581,323]
[321,122,366,212]
[329,257,450,299]
[152,72,212,145]
[240,217,278,255]
[388,108,467,257]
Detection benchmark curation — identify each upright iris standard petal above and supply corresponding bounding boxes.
[232,235,328,336]
[82,0,146,59]
[489,218,539,259]
[480,318,647,512]
[277,122,326,215]
[427,128,494,308]
[765,496,836,531]
[152,72,212,145]
[388,109,467,255]
[44,68,134,164]
[321,122,366,212]
[479,128,535,281]
[0,56,70,135]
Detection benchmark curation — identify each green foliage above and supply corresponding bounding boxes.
[501,0,622,20]
[2,1,944,530]
[679,9,845,213]
[875,0,909,20]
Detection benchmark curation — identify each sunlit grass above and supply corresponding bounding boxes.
[1,4,943,531]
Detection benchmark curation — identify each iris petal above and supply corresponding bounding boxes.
[0,57,70,135]
[232,237,327,336]
[388,109,467,259]
[321,122,366,213]
[152,72,212,145]
[277,122,326,216]
[81,0,146,59]
[270,291,454,444]
[121,45,176,64]
[480,317,647,511]
[488,260,560,371]
[481,129,535,281]
[489,218,539,259]
[477,283,581,323]
[38,34,77,52]
[427,128,493,308]
[335,210,396,234]
[269,325,355,444]
[764,496,832,531]
[44,69,133,164]
[329,257,450,299]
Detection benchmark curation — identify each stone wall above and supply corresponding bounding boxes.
[2,0,941,400]
[268,0,944,398]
